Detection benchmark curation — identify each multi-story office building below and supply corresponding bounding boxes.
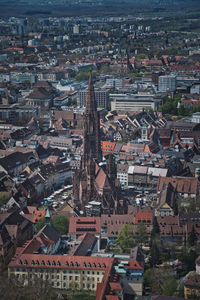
[158,75,176,92]
[110,93,162,112]
[78,89,109,109]
[0,105,39,123]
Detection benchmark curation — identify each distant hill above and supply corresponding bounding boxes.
[0,0,200,17]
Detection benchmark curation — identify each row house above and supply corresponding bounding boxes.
[0,151,38,176]
[157,176,199,198]
[128,165,168,189]
[0,210,34,270]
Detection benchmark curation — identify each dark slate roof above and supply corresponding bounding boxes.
[0,151,36,172]
[39,224,60,243]
[70,233,97,256]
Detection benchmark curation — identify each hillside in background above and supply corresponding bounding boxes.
[0,0,200,17]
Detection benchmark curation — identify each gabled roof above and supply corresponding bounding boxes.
[95,168,111,191]
[157,177,198,194]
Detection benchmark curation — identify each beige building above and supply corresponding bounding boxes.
[110,93,162,112]
[8,255,114,291]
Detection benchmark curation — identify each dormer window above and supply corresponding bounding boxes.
[41,260,45,266]
[92,263,96,268]
[57,261,61,266]
[88,263,91,267]
[97,263,101,268]
[47,261,51,266]
[83,262,86,267]
[70,262,73,267]
[102,264,106,268]
[52,261,56,266]
[36,260,39,265]
[31,260,35,265]
[65,262,69,266]
[24,260,28,265]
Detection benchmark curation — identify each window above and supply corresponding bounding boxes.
[52,275,54,279]
[87,271,90,274]
[63,283,66,288]
[57,282,60,286]
[63,276,66,280]
[69,276,72,280]
[75,276,78,281]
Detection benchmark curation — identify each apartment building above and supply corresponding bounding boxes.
[78,89,109,108]
[8,255,114,292]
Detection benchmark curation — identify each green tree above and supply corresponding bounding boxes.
[162,278,178,296]
[0,192,10,206]
[177,246,198,271]
[151,217,160,238]
[135,223,148,246]
[68,280,79,294]
[36,217,45,232]
[0,273,59,300]
[149,239,161,267]
[52,215,69,235]
[116,223,135,252]
[188,225,197,247]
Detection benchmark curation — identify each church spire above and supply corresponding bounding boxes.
[86,71,97,113]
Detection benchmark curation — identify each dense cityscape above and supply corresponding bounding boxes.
[0,1,200,300]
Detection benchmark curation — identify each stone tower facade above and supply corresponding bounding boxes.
[73,73,127,215]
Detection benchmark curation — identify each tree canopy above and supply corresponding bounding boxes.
[52,214,69,235]
[36,217,45,232]
[36,214,69,235]
[0,274,59,300]
[134,222,148,246]
[116,223,135,252]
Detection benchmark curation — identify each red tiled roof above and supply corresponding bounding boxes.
[105,296,120,300]
[101,141,116,153]
[95,168,111,191]
[157,177,198,194]
[9,254,114,272]
[109,282,122,291]
[68,217,101,234]
[134,212,153,225]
